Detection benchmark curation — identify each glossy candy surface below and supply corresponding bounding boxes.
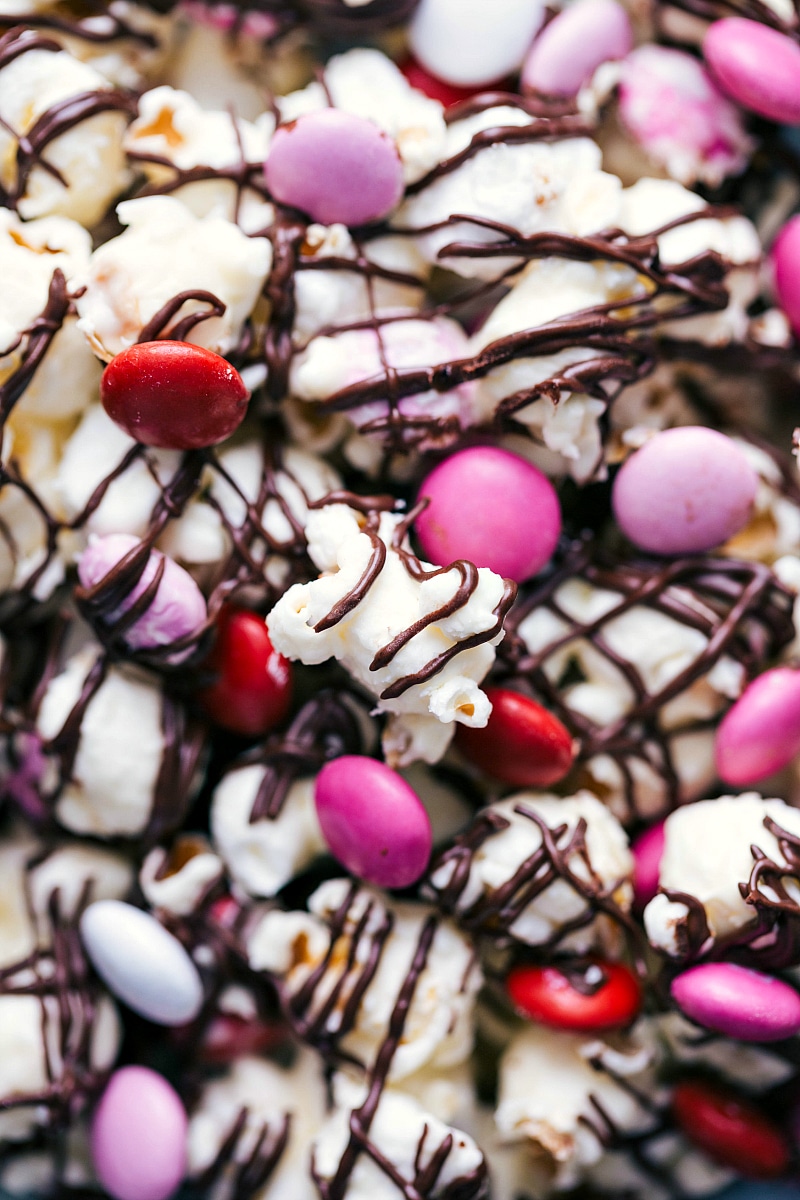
[265,109,405,226]
[409,0,545,87]
[715,667,800,785]
[704,18,800,124]
[506,959,642,1031]
[521,0,632,96]
[314,756,432,888]
[772,215,800,339]
[631,821,665,911]
[80,900,204,1026]
[415,447,561,583]
[101,341,248,450]
[612,427,758,555]
[200,607,292,737]
[672,1079,791,1178]
[454,688,574,786]
[399,57,494,107]
[91,1067,187,1200]
[671,963,800,1042]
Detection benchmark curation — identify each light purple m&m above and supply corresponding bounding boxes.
[631,820,665,911]
[91,1067,187,1200]
[78,535,206,651]
[415,446,561,583]
[265,109,405,227]
[671,963,800,1042]
[715,668,800,786]
[772,215,800,338]
[522,0,632,97]
[612,427,758,556]
[314,756,432,889]
[704,17,800,124]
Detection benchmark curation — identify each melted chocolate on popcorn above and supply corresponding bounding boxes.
[297,0,421,34]
[0,2,160,49]
[499,537,795,824]
[654,0,800,39]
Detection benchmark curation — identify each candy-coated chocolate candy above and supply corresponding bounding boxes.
[200,607,292,737]
[409,0,545,87]
[91,1067,187,1200]
[631,821,665,911]
[265,110,404,226]
[612,427,758,555]
[522,0,632,96]
[454,688,574,787]
[78,535,207,651]
[704,17,800,124]
[772,215,800,338]
[672,1079,791,1178]
[506,959,642,1031]
[415,447,561,583]
[399,56,506,107]
[715,668,800,786]
[80,900,203,1026]
[671,963,800,1042]
[198,1014,286,1064]
[314,756,432,889]
[101,341,248,451]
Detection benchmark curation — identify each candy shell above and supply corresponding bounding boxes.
[80,900,203,1026]
[704,17,800,124]
[611,427,758,555]
[91,1067,187,1200]
[265,110,404,226]
[409,0,545,87]
[415,447,561,583]
[715,668,800,786]
[522,0,632,96]
[454,688,574,787]
[399,57,499,107]
[506,959,642,1031]
[101,341,248,450]
[671,963,800,1042]
[631,821,665,911]
[772,215,800,338]
[314,756,432,889]
[200,607,292,737]
[672,1078,791,1178]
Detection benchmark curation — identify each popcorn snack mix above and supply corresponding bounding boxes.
[6,2,800,1200]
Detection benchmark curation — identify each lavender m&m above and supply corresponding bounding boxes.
[265,110,404,227]
[78,534,207,651]
[671,963,800,1042]
[772,215,800,338]
[409,0,545,87]
[631,820,665,911]
[80,900,204,1026]
[715,667,800,786]
[415,446,561,583]
[522,0,632,97]
[611,427,758,556]
[91,1067,187,1200]
[314,756,432,889]
[704,17,800,124]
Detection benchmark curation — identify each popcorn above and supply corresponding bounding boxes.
[139,837,224,916]
[267,503,515,766]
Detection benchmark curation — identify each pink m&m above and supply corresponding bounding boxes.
[612,427,758,556]
[91,1067,187,1200]
[314,756,432,889]
[704,17,800,124]
[415,447,561,583]
[265,110,404,227]
[671,963,800,1042]
[715,667,800,786]
[631,821,665,911]
[772,215,800,338]
[522,0,632,97]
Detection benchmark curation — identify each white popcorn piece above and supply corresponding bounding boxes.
[0,37,132,226]
[267,504,512,767]
[75,195,272,360]
[248,879,481,1081]
[140,837,224,916]
[211,771,326,899]
[427,792,633,953]
[720,439,800,565]
[644,793,800,956]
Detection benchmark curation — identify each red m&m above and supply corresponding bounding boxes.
[672,1079,791,1179]
[506,959,642,1032]
[455,687,574,787]
[200,607,292,737]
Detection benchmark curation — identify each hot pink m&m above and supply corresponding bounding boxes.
[314,756,432,889]
[671,963,800,1042]
[415,447,561,582]
[611,427,758,555]
[715,668,800,786]
[265,110,405,227]
[704,18,800,124]
[522,0,632,97]
[91,1067,187,1200]
[631,821,665,911]
[772,215,800,338]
